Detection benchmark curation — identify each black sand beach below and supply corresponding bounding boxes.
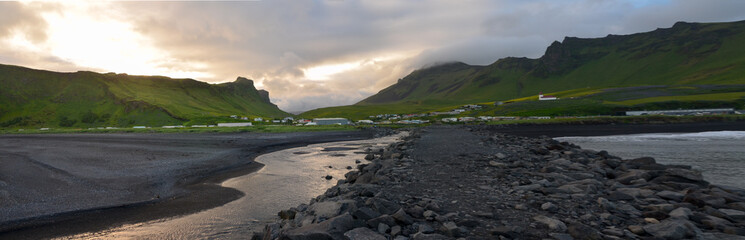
[0,130,381,239]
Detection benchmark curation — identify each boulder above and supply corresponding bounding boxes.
[656,190,685,202]
[567,222,603,240]
[533,215,567,232]
[665,168,704,182]
[344,227,386,240]
[719,208,745,221]
[391,208,415,225]
[367,215,396,228]
[642,219,698,239]
[311,200,356,221]
[283,213,362,240]
[352,207,381,221]
[615,170,651,185]
[669,207,693,220]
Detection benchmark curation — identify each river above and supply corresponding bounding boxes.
[556,131,745,189]
[59,132,407,240]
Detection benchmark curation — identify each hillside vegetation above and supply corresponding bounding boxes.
[0,64,289,128]
[303,20,745,119]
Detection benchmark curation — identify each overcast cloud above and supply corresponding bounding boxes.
[1,0,745,113]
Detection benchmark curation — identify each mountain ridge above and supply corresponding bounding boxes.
[0,63,289,127]
[355,20,745,106]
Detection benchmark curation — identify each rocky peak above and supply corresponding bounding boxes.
[257,89,272,104]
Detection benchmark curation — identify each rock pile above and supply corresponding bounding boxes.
[254,126,745,240]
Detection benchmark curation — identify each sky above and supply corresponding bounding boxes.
[2,0,745,113]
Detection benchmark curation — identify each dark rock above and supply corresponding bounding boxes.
[534,215,567,232]
[411,232,450,240]
[719,208,745,221]
[377,223,390,234]
[615,170,651,185]
[440,221,465,237]
[390,225,402,236]
[405,205,425,218]
[656,190,685,202]
[370,198,401,215]
[417,223,435,234]
[283,213,361,240]
[665,168,704,182]
[669,207,693,220]
[628,157,656,166]
[279,209,297,220]
[353,207,381,221]
[701,215,732,230]
[355,160,361,164]
[490,225,524,238]
[542,202,559,212]
[549,233,574,240]
[531,147,550,155]
[457,219,480,228]
[367,215,396,228]
[392,208,415,225]
[685,191,727,208]
[642,219,698,239]
[346,166,352,170]
[344,227,386,240]
[607,191,634,201]
[365,154,375,160]
[325,175,333,180]
[567,222,603,240]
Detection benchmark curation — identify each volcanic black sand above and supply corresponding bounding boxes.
[0,130,385,239]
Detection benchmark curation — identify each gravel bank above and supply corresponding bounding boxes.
[256,125,745,239]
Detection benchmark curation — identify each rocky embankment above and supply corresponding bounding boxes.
[254,126,745,240]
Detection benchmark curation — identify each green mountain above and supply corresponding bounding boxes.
[0,64,290,128]
[303,20,745,119]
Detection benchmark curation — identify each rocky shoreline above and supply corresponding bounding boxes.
[254,125,745,240]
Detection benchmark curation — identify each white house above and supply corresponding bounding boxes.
[538,92,558,101]
[254,117,263,122]
[217,122,253,127]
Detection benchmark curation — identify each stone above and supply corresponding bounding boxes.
[378,223,390,234]
[417,223,435,234]
[669,207,693,220]
[440,221,461,237]
[423,210,437,219]
[568,222,603,240]
[392,208,415,225]
[549,233,574,240]
[542,202,559,212]
[390,225,402,236]
[597,197,616,211]
[490,225,523,238]
[365,153,375,160]
[344,227,387,240]
[406,206,425,218]
[720,208,745,221]
[367,215,396,228]
[627,225,645,235]
[325,175,333,180]
[533,215,567,232]
[489,161,507,168]
[645,218,660,224]
[370,198,401,215]
[656,190,685,202]
[644,204,675,213]
[615,170,651,185]
[685,192,727,208]
[607,191,634,201]
[279,209,297,220]
[701,215,732,230]
[284,213,362,240]
[642,219,698,239]
[629,157,656,166]
[411,233,450,240]
[311,200,356,221]
[665,168,704,182]
[353,207,381,221]
[700,232,745,240]
[615,187,654,198]
[496,153,508,159]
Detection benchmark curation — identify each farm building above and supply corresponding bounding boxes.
[313,118,351,125]
[217,122,253,127]
[538,92,557,101]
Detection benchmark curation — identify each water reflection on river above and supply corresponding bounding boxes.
[63,132,407,240]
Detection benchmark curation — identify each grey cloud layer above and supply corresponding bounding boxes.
[2,1,745,112]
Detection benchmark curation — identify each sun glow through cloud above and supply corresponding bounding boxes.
[8,1,213,80]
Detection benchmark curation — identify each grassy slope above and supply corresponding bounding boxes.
[302,20,745,119]
[0,64,289,128]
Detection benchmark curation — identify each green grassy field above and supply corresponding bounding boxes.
[0,64,290,128]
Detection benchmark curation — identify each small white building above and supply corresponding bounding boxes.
[313,118,350,125]
[217,122,253,127]
[254,117,263,122]
[357,120,374,124]
[539,92,558,101]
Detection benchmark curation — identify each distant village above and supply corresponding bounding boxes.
[24,93,743,131]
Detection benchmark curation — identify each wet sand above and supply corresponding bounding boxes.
[0,130,376,239]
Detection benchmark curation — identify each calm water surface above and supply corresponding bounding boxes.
[61,132,407,240]
[556,131,745,189]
